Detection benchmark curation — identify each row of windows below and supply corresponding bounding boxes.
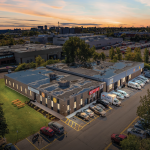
[6,79,32,96]
[0,55,14,59]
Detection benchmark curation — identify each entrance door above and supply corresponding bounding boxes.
[114,82,118,90]
[126,76,129,83]
[34,93,36,100]
[84,99,88,105]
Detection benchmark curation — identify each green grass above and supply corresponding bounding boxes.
[0,78,50,144]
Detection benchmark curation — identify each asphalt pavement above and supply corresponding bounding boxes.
[15,81,150,150]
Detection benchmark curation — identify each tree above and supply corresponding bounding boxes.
[109,47,115,60]
[116,47,122,60]
[101,52,106,61]
[35,55,45,67]
[93,52,101,61]
[120,135,141,150]
[134,48,143,62]
[112,55,118,62]
[62,37,95,64]
[144,48,149,63]
[0,105,9,137]
[121,33,126,40]
[137,89,150,129]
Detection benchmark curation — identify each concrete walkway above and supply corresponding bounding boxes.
[31,101,64,120]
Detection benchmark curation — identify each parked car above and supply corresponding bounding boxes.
[40,126,55,137]
[48,122,64,134]
[93,103,106,110]
[117,90,129,98]
[135,77,147,84]
[96,99,109,108]
[82,108,94,118]
[89,104,106,116]
[111,134,127,145]
[111,91,124,100]
[4,143,17,150]
[76,112,90,121]
[127,128,147,139]
[145,72,150,78]
[139,75,149,83]
[134,122,150,136]
[132,79,145,87]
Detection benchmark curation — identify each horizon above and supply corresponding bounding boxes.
[0,0,150,30]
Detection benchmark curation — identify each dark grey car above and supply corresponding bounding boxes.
[48,122,64,134]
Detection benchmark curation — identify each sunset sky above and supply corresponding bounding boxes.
[0,0,150,29]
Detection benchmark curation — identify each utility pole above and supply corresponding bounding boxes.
[57,21,59,35]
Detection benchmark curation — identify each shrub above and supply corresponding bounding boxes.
[41,110,45,114]
[144,63,150,70]
[37,109,41,112]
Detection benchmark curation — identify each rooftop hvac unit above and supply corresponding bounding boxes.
[58,80,70,87]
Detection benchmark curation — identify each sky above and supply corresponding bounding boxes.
[0,0,150,29]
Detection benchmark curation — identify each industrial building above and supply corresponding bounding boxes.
[0,44,62,64]
[53,35,123,48]
[4,61,144,116]
[4,67,105,116]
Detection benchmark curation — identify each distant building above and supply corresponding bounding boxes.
[31,28,38,31]
[45,25,47,31]
[14,29,21,33]
[0,29,12,34]
[38,26,43,30]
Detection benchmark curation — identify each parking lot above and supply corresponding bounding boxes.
[13,76,150,150]
[15,128,67,150]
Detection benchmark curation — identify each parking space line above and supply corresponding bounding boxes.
[14,144,20,150]
[104,116,139,150]
[74,115,88,124]
[26,138,39,150]
[38,132,51,143]
[105,106,112,112]
[40,132,66,150]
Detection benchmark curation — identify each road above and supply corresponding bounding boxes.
[43,83,150,150]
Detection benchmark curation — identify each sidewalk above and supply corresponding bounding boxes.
[31,101,65,120]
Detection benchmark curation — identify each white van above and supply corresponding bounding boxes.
[139,75,149,83]
[128,81,141,90]
[132,79,145,87]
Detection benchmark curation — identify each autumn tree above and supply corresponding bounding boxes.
[35,55,45,67]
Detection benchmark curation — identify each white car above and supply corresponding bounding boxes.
[127,128,147,139]
[111,91,124,100]
[132,79,145,87]
[139,75,149,83]
[117,90,129,98]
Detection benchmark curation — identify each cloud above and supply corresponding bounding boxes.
[60,23,102,26]
[135,0,150,6]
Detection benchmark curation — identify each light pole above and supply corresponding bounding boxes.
[16,130,18,144]
[44,116,46,126]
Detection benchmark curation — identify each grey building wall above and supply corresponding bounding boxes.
[14,47,62,64]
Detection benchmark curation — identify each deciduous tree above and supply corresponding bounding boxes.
[35,55,45,67]
[109,47,115,60]
[144,48,149,63]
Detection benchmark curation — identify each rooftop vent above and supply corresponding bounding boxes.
[58,80,70,87]
[49,73,56,81]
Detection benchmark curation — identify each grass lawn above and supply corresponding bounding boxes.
[0,78,50,144]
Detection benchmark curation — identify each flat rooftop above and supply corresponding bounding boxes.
[5,67,101,100]
[47,61,143,79]
[0,44,62,53]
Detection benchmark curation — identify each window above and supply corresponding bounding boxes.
[74,97,76,102]
[118,80,120,87]
[25,88,27,94]
[80,99,83,105]
[129,74,131,79]
[67,100,70,105]
[141,68,142,72]
[30,90,32,96]
[67,105,70,111]
[57,104,60,110]
[57,99,59,103]
[122,77,125,82]
[9,81,11,86]
[74,102,76,108]
[51,96,53,100]
[40,95,42,101]
[45,98,47,104]
[109,84,112,90]
[81,94,83,98]
[6,79,7,84]
[20,86,22,91]
[51,101,53,107]
[13,83,14,87]
[16,84,18,89]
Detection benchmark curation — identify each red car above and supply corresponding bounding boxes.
[40,126,55,138]
[111,134,127,145]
